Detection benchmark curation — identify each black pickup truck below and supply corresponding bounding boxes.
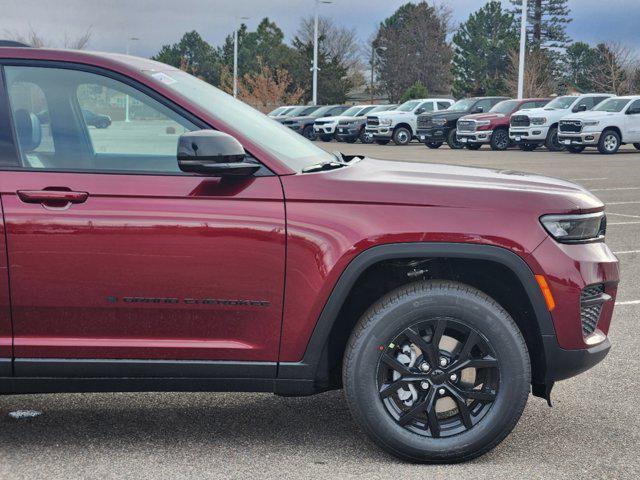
[416,97,508,149]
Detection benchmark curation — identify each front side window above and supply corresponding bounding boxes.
[449,99,476,111]
[418,102,434,113]
[594,98,631,112]
[396,100,421,112]
[5,66,197,173]
[545,96,578,110]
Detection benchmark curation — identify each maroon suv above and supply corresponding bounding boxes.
[0,46,619,463]
[457,98,551,150]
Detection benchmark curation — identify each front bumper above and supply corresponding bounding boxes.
[558,131,602,146]
[417,126,449,143]
[335,126,361,141]
[542,334,610,382]
[284,124,304,133]
[313,124,337,135]
[509,125,549,144]
[457,130,493,144]
[365,126,393,139]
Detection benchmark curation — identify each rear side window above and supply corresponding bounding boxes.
[437,101,451,110]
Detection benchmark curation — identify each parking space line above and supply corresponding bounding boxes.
[616,300,640,306]
[606,201,640,205]
[591,187,640,192]
[607,212,640,219]
[613,250,640,254]
[608,221,640,225]
[570,177,607,181]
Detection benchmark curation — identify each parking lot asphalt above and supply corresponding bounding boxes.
[1,142,639,479]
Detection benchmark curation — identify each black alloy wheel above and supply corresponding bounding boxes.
[446,129,464,150]
[426,142,442,149]
[302,125,316,141]
[377,317,499,439]
[490,129,510,151]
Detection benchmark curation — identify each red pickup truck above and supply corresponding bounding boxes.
[456,98,551,150]
[0,45,618,463]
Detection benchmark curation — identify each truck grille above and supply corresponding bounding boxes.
[457,120,476,133]
[559,120,582,133]
[314,120,329,125]
[417,115,432,129]
[367,116,379,127]
[510,115,530,127]
[580,284,606,336]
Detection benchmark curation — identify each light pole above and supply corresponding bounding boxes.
[517,0,527,99]
[233,16,250,98]
[312,0,333,105]
[125,37,139,122]
[370,45,387,104]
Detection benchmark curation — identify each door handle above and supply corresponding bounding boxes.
[17,188,89,206]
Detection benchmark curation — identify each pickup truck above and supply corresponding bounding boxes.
[335,104,397,143]
[416,97,508,149]
[456,98,550,150]
[313,104,376,142]
[0,44,619,464]
[558,96,640,154]
[509,93,613,151]
[365,98,454,146]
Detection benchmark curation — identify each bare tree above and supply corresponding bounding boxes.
[589,42,637,94]
[5,26,92,49]
[506,48,555,97]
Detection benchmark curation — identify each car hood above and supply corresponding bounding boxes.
[561,111,617,121]
[286,157,603,215]
[284,115,316,122]
[371,110,415,119]
[461,112,506,121]
[423,110,468,121]
[316,115,359,122]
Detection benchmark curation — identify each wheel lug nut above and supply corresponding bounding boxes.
[449,373,458,382]
[439,357,448,367]
[438,388,446,395]
[420,381,430,390]
[419,362,430,372]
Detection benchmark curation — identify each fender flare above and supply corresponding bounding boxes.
[278,242,555,381]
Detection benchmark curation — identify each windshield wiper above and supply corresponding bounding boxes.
[302,160,347,173]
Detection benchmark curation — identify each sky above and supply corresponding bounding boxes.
[2,0,639,57]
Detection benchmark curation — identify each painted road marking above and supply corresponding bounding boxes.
[591,187,640,192]
[607,212,640,219]
[608,221,640,226]
[613,250,640,254]
[570,177,608,181]
[606,201,640,205]
[616,300,640,306]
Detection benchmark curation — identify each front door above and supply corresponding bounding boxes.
[0,64,286,366]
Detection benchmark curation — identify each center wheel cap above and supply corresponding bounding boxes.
[430,369,447,384]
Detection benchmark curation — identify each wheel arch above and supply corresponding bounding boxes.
[278,243,555,396]
[602,126,622,140]
[394,123,413,135]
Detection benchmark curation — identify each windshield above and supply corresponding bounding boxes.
[269,106,286,116]
[149,70,335,171]
[593,98,631,112]
[341,106,365,117]
[396,100,421,112]
[449,98,476,111]
[490,100,520,114]
[371,104,396,113]
[545,96,577,110]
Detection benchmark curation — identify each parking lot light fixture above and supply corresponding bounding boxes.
[312,0,333,106]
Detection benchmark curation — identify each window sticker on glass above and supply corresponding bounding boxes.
[151,72,177,85]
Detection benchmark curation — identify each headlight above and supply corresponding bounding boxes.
[540,212,606,243]
[582,120,599,126]
[432,118,447,126]
[380,118,393,126]
[475,120,491,126]
[531,117,547,125]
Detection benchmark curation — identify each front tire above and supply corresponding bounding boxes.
[393,127,412,146]
[633,143,640,151]
[566,145,585,153]
[376,139,391,145]
[446,129,464,150]
[466,143,482,150]
[302,125,316,141]
[360,129,373,144]
[545,126,564,152]
[343,280,530,463]
[598,130,621,154]
[426,142,443,149]
[320,134,333,142]
[519,143,537,152]
[490,129,510,151]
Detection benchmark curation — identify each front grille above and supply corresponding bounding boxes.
[457,120,476,133]
[417,115,433,129]
[510,115,530,127]
[367,116,379,126]
[315,120,329,125]
[580,284,605,336]
[559,120,582,133]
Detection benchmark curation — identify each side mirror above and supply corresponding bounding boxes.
[415,107,426,115]
[472,106,484,113]
[177,130,259,177]
[574,104,588,112]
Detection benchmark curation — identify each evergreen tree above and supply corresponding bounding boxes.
[510,0,572,49]
[153,31,221,85]
[400,81,429,102]
[374,2,453,102]
[563,42,600,92]
[452,1,519,97]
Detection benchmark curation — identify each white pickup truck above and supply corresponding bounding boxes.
[365,98,454,145]
[509,93,612,151]
[558,96,640,154]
